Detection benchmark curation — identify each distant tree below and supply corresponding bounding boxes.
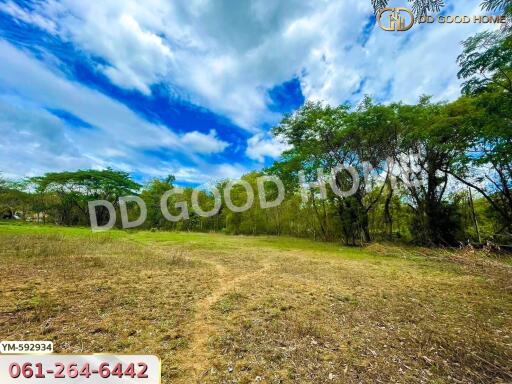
[0,176,31,220]
[141,175,176,229]
[31,169,140,225]
[0,174,6,192]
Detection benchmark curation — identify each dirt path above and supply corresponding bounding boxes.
[175,259,270,383]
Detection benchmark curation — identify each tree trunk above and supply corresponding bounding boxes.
[384,181,393,239]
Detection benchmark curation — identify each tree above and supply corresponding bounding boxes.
[440,93,512,234]
[140,175,176,229]
[389,97,471,244]
[271,100,395,244]
[0,174,6,193]
[457,31,512,95]
[30,169,140,225]
[453,10,512,235]
[0,177,31,220]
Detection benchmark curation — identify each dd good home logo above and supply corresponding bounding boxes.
[377,7,507,31]
[377,7,415,31]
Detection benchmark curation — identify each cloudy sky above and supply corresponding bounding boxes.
[0,0,491,184]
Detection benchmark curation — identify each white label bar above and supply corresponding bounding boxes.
[0,355,160,383]
[0,342,53,355]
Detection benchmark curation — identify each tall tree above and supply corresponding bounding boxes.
[452,12,512,233]
[392,97,468,244]
[272,100,395,244]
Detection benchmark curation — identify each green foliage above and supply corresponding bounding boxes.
[272,100,398,244]
[29,168,141,226]
[31,168,140,196]
[458,31,512,95]
[441,92,512,231]
[371,0,445,17]
[140,176,175,229]
[480,0,512,13]
[1,10,512,246]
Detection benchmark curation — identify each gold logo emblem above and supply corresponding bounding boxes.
[377,8,415,31]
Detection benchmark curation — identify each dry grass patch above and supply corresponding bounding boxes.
[0,233,217,382]
[1,227,511,383]
[204,250,512,383]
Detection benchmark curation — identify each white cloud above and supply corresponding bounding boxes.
[0,40,181,151]
[181,129,229,154]
[6,0,488,132]
[246,134,290,163]
[84,13,174,95]
[0,40,240,182]
[0,1,56,33]
[0,0,498,182]
[173,162,249,184]
[0,99,94,178]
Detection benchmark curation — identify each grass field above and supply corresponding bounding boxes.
[0,222,511,383]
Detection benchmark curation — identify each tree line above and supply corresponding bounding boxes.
[1,1,510,246]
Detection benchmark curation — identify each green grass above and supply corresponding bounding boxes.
[1,222,511,383]
[0,221,395,255]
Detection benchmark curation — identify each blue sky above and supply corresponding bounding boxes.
[0,0,489,185]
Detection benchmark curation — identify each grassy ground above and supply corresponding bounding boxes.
[0,222,511,383]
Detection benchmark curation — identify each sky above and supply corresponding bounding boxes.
[0,0,491,185]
